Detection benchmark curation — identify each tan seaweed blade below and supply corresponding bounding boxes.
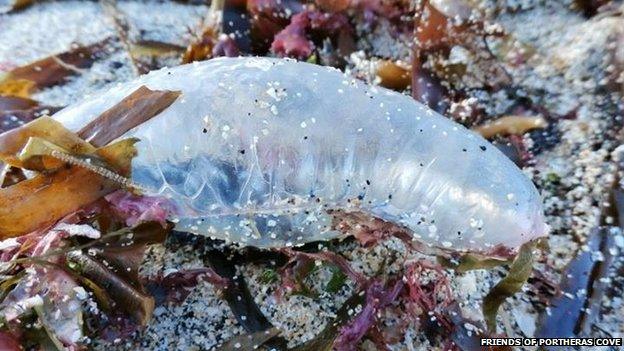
[77,85,181,147]
[0,139,136,238]
[0,86,180,239]
[0,39,113,98]
[473,115,548,138]
[0,117,96,169]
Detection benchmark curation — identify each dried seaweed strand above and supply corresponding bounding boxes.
[48,149,141,191]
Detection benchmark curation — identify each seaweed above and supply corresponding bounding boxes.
[212,35,241,58]
[0,104,62,134]
[411,0,460,112]
[376,60,411,91]
[205,244,274,331]
[100,0,142,75]
[0,330,20,351]
[11,221,170,328]
[77,86,180,147]
[482,242,535,332]
[573,0,613,17]
[325,265,348,293]
[270,9,352,61]
[202,239,289,350]
[105,191,174,227]
[102,0,187,73]
[145,268,228,305]
[0,95,38,111]
[0,226,96,348]
[73,221,172,341]
[216,327,281,351]
[0,0,34,14]
[438,252,511,274]
[0,138,137,239]
[315,0,349,13]
[536,228,615,339]
[129,40,186,59]
[290,291,365,351]
[473,116,548,139]
[411,0,513,113]
[536,157,623,338]
[67,250,154,326]
[0,39,113,97]
[279,248,367,288]
[0,116,96,169]
[259,268,280,284]
[0,87,179,241]
[0,210,173,348]
[247,0,304,54]
[333,279,404,351]
[404,259,454,332]
[0,91,62,148]
[182,0,226,63]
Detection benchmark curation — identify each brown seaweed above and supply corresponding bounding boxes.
[67,250,154,326]
[0,87,63,163]
[0,0,34,13]
[201,237,289,350]
[204,246,275,329]
[216,327,281,351]
[92,221,171,287]
[0,139,136,239]
[77,86,180,147]
[0,96,63,154]
[0,116,96,169]
[376,60,411,91]
[0,96,38,111]
[536,227,615,338]
[537,146,624,338]
[482,243,534,331]
[411,1,513,113]
[68,222,171,326]
[573,0,613,17]
[0,39,112,96]
[438,252,511,274]
[145,268,228,305]
[0,105,62,134]
[473,116,548,139]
